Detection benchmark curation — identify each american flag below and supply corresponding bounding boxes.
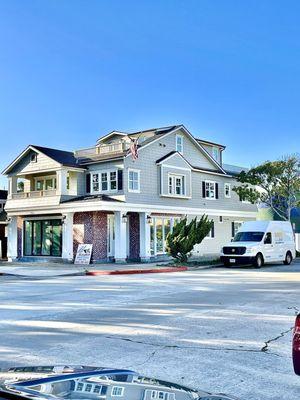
[130,138,138,160]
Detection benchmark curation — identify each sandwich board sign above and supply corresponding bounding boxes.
[74,244,93,265]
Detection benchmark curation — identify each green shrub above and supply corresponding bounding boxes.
[166,215,213,263]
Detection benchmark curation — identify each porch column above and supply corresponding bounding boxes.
[114,211,127,263]
[7,216,18,262]
[139,212,151,262]
[62,212,74,262]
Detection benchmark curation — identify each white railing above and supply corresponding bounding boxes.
[11,190,57,199]
[75,141,129,159]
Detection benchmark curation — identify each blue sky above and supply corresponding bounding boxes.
[0,0,300,188]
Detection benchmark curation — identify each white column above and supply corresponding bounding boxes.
[56,169,68,196]
[7,216,18,262]
[114,211,127,263]
[139,212,151,262]
[62,212,74,262]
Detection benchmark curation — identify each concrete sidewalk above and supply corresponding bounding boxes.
[0,260,219,278]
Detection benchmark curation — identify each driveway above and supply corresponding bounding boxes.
[0,261,299,400]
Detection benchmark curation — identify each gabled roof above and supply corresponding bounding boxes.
[156,151,193,169]
[0,190,8,200]
[2,145,84,175]
[196,138,226,149]
[223,163,248,176]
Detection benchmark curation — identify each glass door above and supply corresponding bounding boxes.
[107,215,115,257]
[24,220,62,257]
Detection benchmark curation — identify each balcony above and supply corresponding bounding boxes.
[75,141,129,161]
[11,190,57,200]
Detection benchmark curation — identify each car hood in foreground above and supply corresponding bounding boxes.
[0,366,240,400]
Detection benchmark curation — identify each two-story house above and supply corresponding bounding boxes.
[2,125,257,263]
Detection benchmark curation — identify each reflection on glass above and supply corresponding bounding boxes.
[156,219,163,253]
[33,221,42,255]
[24,221,32,256]
[52,220,62,256]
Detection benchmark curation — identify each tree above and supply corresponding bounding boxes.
[233,155,300,221]
[166,215,213,263]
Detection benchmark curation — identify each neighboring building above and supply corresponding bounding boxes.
[2,125,257,263]
[0,189,8,259]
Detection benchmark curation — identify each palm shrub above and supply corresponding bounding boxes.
[166,215,213,263]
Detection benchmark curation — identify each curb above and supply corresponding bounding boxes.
[86,266,188,276]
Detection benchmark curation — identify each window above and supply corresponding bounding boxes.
[85,384,92,392]
[232,221,242,238]
[224,183,231,198]
[111,386,124,397]
[91,170,118,193]
[264,232,272,244]
[168,174,185,196]
[128,169,140,192]
[212,146,219,161]
[76,383,84,391]
[151,391,157,399]
[35,176,56,192]
[206,221,215,239]
[205,181,216,199]
[101,172,108,191]
[176,135,183,153]
[150,217,179,255]
[92,174,99,191]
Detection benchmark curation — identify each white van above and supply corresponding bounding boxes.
[220,221,296,268]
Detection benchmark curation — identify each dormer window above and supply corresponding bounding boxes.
[176,135,183,154]
[212,146,219,162]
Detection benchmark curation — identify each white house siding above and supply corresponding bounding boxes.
[8,149,60,175]
[191,215,252,258]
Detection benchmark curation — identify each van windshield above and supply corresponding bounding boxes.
[233,231,264,242]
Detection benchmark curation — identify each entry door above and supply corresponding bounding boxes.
[107,215,115,257]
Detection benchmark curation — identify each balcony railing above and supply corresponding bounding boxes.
[75,141,129,160]
[11,190,57,199]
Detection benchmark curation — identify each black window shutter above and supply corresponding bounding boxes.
[211,221,215,238]
[215,183,219,199]
[118,170,123,191]
[202,181,206,198]
[86,173,91,194]
[232,222,235,237]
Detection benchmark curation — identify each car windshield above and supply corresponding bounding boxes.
[233,231,264,242]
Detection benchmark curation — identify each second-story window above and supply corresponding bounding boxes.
[168,174,185,196]
[128,169,140,192]
[35,176,56,191]
[92,170,118,193]
[224,183,231,198]
[176,134,183,153]
[204,180,218,199]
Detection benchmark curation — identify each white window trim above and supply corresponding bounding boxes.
[128,168,140,193]
[205,180,217,200]
[34,175,57,191]
[91,169,118,194]
[224,183,231,198]
[232,220,243,237]
[111,386,124,397]
[175,134,184,154]
[167,173,186,197]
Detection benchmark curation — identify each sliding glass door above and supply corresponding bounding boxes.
[24,220,62,257]
[150,217,180,256]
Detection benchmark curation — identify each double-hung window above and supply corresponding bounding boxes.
[224,183,231,198]
[168,174,185,196]
[205,181,216,199]
[176,135,183,153]
[128,169,140,192]
[92,170,118,193]
[111,386,124,397]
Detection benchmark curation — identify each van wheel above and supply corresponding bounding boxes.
[253,253,264,268]
[283,251,293,265]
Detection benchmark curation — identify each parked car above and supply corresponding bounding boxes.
[220,221,296,268]
[293,314,300,375]
[0,365,240,400]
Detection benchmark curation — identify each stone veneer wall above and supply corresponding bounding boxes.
[73,211,108,262]
[128,212,140,261]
